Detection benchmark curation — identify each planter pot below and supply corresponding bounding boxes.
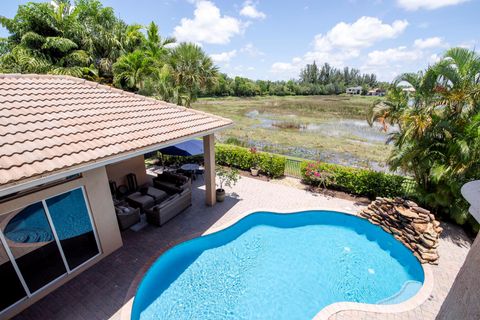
[216,189,226,202]
[250,167,259,176]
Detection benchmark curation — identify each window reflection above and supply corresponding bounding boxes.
[46,189,99,270]
[1,203,66,293]
[0,237,26,312]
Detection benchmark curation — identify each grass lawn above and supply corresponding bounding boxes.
[192,95,394,171]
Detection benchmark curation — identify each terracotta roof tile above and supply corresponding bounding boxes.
[0,74,232,190]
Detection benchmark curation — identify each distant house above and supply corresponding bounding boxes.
[346,86,363,95]
[367,88,386,96]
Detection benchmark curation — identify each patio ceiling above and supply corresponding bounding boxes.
[0,74,233,195]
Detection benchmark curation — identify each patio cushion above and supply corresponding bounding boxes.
[146,187,168,203]
[126,192,155,210]
[153,172,191,194]
[158,194,180,209]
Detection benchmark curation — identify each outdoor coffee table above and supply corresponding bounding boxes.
[180,163,201,180]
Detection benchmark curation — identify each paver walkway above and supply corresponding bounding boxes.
[14,176,471,320]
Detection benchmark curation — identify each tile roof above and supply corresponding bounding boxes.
[0,74,233,191]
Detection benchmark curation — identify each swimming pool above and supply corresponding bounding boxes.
[132,210,425,320]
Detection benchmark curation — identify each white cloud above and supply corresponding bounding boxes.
[457,40,477,49]
[413,37,445,49]
[313,16,408,51]
[240,43,265,57]
[270,16,408,78]
[270,62,298,74]
[210,50,237,63]
[240,1,266,19]
[173,1,245,44]
[367,46,422,66]
[397,0,469,10]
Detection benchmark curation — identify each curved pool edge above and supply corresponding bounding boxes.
[313,263,433,319]
[120,207,433,320]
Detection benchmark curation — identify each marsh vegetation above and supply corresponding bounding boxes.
[192,95,394,171]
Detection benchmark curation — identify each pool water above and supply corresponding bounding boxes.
[132,211,424,320]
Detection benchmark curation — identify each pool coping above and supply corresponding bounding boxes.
[120,207,434,320]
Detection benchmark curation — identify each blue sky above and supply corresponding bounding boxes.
[1,0,479,81]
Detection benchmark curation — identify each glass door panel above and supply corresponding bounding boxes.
[46,188,100,270]
[0,236,26,312]
[1,203,66,293]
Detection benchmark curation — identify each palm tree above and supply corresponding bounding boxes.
[73,0,142,82]
[0,0,142,82]
[112,50,151,91]
[367,47,480,227]
[168,43,218,106]
[0,1,96,78]
[143,22,175,62]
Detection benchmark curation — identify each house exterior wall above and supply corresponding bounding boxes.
[0,166,122,320]
[106,155,151,188]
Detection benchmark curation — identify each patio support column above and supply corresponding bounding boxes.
[203,134,216,206]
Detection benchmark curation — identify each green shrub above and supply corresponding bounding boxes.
[216,144,285,178]
[300,161,408,199]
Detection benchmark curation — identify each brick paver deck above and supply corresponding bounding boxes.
[14,176,472,320]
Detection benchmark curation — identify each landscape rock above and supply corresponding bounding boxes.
[411,206,431,215]
[359,197,442,265]
[396,206,418,219]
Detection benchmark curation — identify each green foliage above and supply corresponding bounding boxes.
[42,36,78,53]
[216,166,240,191]
[301,161,408,199]
[202,62,384,97]
[215,144,286,178]
[0,1,380,102]
[300,62,378,88]
[0,1,218,106]
[367,47,480,232]
[166,43,218,106]
[0,0,121,78]
[112,50,151,91]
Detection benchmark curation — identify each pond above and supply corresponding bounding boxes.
[244,109,397,171]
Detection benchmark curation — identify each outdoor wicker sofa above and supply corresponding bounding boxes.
[145,188,192,226]
[114,201,141,230]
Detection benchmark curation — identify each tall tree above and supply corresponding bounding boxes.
[367,47,480,229]
[112,50,151,91]
[167,43,218,106]
[0,1,96,77]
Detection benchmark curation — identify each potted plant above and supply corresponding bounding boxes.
[216,166,240,202]
[249,147,260,176]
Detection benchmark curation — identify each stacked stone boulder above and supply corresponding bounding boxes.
[360,197,443,265]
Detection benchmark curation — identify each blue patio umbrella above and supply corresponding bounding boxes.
[159,140,204,156]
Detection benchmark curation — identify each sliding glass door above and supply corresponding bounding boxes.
[0,237,27,311]
[46,189,100,270]
[0,187,101,314]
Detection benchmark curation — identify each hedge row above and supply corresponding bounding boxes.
[215,144,286,178]
[300,161,408,199]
